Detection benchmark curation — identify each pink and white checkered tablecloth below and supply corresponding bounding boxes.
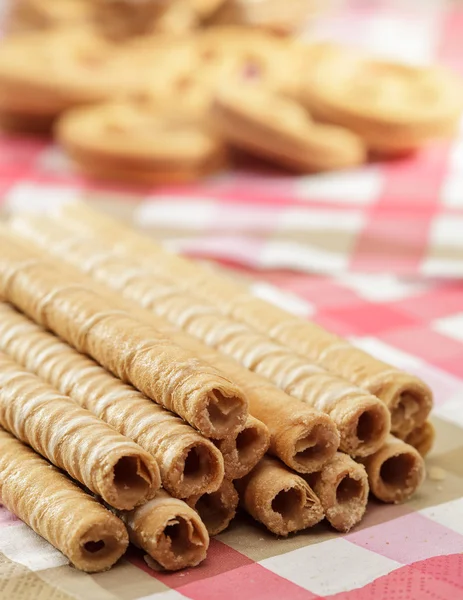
[1,1,463,599]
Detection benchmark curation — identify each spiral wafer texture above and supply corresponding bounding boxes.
[0,427,129,572]
[13,214,388,458]
[0,301,224,498]
[0,227,248,440]
[50,203,432,439]
[0,351,159,510]
[11,214,340,473]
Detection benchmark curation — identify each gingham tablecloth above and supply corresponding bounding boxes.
[1,1,463,599]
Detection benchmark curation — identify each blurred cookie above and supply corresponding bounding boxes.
[93,0,170,40]
[6,0,93,34]
[192,0,226,21]
[302,45,463,155]
[56,101,227,183]
[0,28,152,124]
[212,86,366,172]
[195,27,300,96]
[152,0,199,35]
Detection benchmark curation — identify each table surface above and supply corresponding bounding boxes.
[1,1,463,599]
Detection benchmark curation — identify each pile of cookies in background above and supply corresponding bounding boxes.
[0,202,435,573]
[0,0,462,183]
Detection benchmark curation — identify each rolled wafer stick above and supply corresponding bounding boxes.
[236,456,324,536]
[53,202,432,438]
[305,453,368,532]
[0,228,248,440]
[0,427,129,573]
[186,479,238,535]
[11,216,340,473]
[361,436,425,503]
[404,421,435,457]
[216,415,270,480]
[119,490,209,571]
[12,216,386,459]
[0,302,224,498]
[0,351,159,510]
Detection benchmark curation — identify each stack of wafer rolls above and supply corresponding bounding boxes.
[9,215,341,476]
[0,301,224,498]
[52,202,432,439]
[11,213,390,460]
[0,351,159,510]
[0,226,248,441]
[0,426,129,572]
[0,204,434,562]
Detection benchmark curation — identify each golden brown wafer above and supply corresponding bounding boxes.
[305,453,368,532]
[119,490,209,571]
[404,421,435,457]
[361,436,425,503]
[52,203,432,439]
[17,215,387,458]
[56,101,227,185]
[11,213,340,474]
[0,427,129,573]
[236,456,324,536]
[216,415,270,480]
[186,479,238,535]
[302,44,463,155]
[0,302,224,498]
[0,352,158,510]
[0,227,248,440]
[212,85,366,172]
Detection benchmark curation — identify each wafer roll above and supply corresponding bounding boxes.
[0,302,224,498]
[404,421,435,457]
[0,427,129,572]
[119,490,209,571]
[305,453,368,532]
[53,202,431,438]
[216,415,270,480]
[0,352,158,510]
[186,479,238,535]
[236,456,324,536]
[0,228,248,440]
[361,436,425,503]
[11,217,340,474]
[12,216,385,459]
